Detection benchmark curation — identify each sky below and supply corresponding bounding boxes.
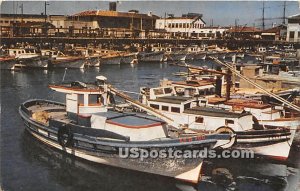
[1,1,300,28]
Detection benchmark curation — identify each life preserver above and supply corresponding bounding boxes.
[57,124,73,147]
[215,126,236,149]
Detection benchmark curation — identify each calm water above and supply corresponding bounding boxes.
[1,61,299,191]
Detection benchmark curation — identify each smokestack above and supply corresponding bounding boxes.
[109,2,117,11]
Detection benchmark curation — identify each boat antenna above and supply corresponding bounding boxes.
[62,68,68,82]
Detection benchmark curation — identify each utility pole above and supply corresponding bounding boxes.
[262,1,265,30]
[20,3,24,23]
[282,1,286,24]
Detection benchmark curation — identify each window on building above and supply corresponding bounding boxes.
[171,107,180,113]
[4,21,9,23]
[298,32,300,39]
[183,23,186,28]
[290,31,295,38]
[175,23,178,28]
[168,23,171,28]
[195,117,204,123]
[162,105,169,111]
[150,104,159,109]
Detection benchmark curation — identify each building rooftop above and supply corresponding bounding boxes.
[227,26,261,33]
[73,10,159,19]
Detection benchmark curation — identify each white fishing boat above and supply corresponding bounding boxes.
[19,76,234,184]
[50,53,86,69]
[120,52,138,64]
[165,47,187,62]
[139,83,297,160]
[138,51,165,62]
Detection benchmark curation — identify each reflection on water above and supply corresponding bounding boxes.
[1,62,299,191]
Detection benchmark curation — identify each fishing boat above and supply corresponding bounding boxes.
[101,53,123,65]
[0,56,17,70]
[138,51,165,62]
[49,52,86,69]
[120,52,138,64]
[165,47,187,62]
[140,85,296,160]
[18,56,49,69]
[19,76,234,184]
[86,55,101,67]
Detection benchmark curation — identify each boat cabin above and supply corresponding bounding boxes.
[49,76,168,141]
[49,76,110,124]
[146,94,253,132]
[8,48,38,58]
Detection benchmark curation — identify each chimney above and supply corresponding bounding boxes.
[109,2,117,11]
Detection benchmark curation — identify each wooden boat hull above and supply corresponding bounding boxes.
[18,56,48,68]
[234,128,296,161]
[50,58,85,69]
[101,56,122,65]
[138,52,165,62]
[121,54,138,64]
[166,53,186,62]
[19,99,232,183]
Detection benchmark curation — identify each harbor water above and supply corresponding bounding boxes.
[1,61,299,191]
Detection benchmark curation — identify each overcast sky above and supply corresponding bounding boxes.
[1,1,300,28]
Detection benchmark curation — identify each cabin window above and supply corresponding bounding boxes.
[164,88,173,94]
[171,107,180,113]
[78,94,84,105]
[153,88,164,95]
[150,104,159,109]
[89,94,100,105]
[195,117,204,123]
[184,103,191,110]
[162,105,169,111]
[225,119,234,125]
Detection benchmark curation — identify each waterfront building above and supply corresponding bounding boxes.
[286,14,300,42]
[225,26,261,40]
[155,13,206,38]
[261,25,287,41]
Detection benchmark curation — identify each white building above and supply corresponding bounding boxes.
[286,14,300,42]
[155,13,206,38]
[197,27,229,39]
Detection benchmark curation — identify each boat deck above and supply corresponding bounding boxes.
[28,103,70,125]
